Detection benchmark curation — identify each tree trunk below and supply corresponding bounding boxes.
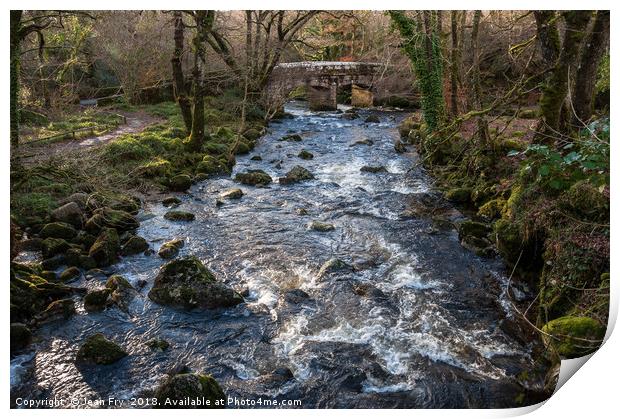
[171,11,193,134]
[471,10,490,144]
[572,10,609,124]
[449,11,459,116]
[534,11,560,68]
[538,11,591,141]
[10,10,22,149]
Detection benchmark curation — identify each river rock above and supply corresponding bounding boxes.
[360,165,387,173]
[169,174,192,192]
[88,207,140,233]
[298,150,314,160]
[235,170,272,186]
[148,256,243,310]
[394,140,407,153]
[458,220,491,240]
[164,210,195,222]
[279,134,302,142]
[350,139,373,146]
[10,323,32,352]
[365,115,380,123]
[35,298,76,324]
[106,275,137,311]
[39,222,77,240]
[250,155,262,161]
[445,188,472,204]
[88,228,120,267]
[59,266,81,282]
[162,197,181,207]
[41,254,66,270]
[317,258,352,280]
[342,112,359,120]
[279,166,315,185]
[41,238,71,258]
[219,188,243,200]
[308,220,335,232]
[121,235,149,256]
[158,238,185,259]
[153,373,225,409]
[146,338,170,351]
[51,202,84,228]
[76,333,128,365]
[83,288,112,312]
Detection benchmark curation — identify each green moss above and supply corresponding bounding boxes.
[203,142,230,156]
[76,333,128,365]
[85,207,139,233]
[542,316,605,358]
[121,236,149,256]
[564,180,608,221]
[399,115,422,138]
[40,222,77,240]
[477,198,507,221]
[234,170,272,186]
[59,266,81,282]
[88,228,120,267]
[136,158,172,178]
[103,136,153,162]
[11,192,57,227]
[83,288,111,312]
[158,238,185,259]
[41,238,71,258]
[445,188,471,204]
[154,373,225,409]
[196,156,229,175]
[501,185,524,219]
[458,220,491,239]
[168,174,192,192]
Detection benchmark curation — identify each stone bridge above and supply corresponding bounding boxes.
[267,61,382,110]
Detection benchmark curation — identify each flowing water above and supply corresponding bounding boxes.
[11,101,548,408]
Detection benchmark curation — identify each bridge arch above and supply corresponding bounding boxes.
[266,61,382,110]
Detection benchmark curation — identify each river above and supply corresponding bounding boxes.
[11,101,548,408]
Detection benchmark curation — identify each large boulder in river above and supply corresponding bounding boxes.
[85,207,139,233]
[88,228,120,267]
[169,174,192,192]
[235,170,272,186]
[154,373,225,409]
[39,222,77,240]
[279,166,315,185]
[148,256,243,310]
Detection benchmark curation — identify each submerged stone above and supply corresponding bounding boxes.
[147,338,170,351]
[360,165,387,173]
[278,134,303,142]
[317,258,352,280]
[298,150,314,160]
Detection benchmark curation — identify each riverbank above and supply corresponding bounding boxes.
[398,112,610,365]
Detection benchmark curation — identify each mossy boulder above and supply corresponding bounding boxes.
[35,298,76,324]
[308,220,335,232]
[154,373,225,409]
[350,139,373,146]
[317,258,352,280]
[11,323,32,352]
[146,338,170,351]
[493,219,524,264]
[85,207,139,233]
[75,231,97,249]
[83,288,111,312]
[203,142,229,156]
[121,235,149,256]
[279,166,315,185]
[76,333,128,365]
[542,316,606,358]
[41,238,71,258]
[136,159,172,178]
[399,115,422,137]
[169,174,192,192]
[564,180,609,221]
[219,188,243,200]
[51,202,84,228]
[148,256,243,310]
[243,128,261,141]
[106,275,137,311]
[40,222,77,240]
[88,228,121,267]
[445,188,472,204]
[158,238,185,259]
[10,271,73,322]
[458,220,491,240]
[64,248,97,270]
[197,156,230,176]
[235,170,272,186]
[298,150,314,160]
[162,197,182,207]
[164,210,195,222]
[59,266,81,282]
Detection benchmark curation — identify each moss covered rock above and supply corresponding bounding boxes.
[88,228,120,267]
[493,219,524,264]
[136,159,172,178]
[148,256,243,310]
[564,180,609,221]
[458,220,491,240]
[146,338,170,351]
[51,202,84,228]
[154,373,225,409]
[121,235,149,256]
[59,266,81,282]
[41,238,71,258]
[197,156,230,176]
[445,188,472,204]
[76,333,128,365]
[279,134,302,142]
[317,258,352,280]
[243,128,261,141]
[365,115,380,123]
[298,150,314,160]
[542,316,606,358]
[279,166,315,185]
[85,207,139,233]
[106,275,137,311]
[162,197,182,207]
[235,170,272,186]
[36,298,76,324]
[164,210,195,222]
[83,288,111,312]
[158,238,185,259]
[477,198,507,221]
[40,222,77,240]
[11,323,32,352]
[169,174,192,192]
[399,115,422,138]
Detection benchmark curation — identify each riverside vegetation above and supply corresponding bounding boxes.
[9,10,609,408]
